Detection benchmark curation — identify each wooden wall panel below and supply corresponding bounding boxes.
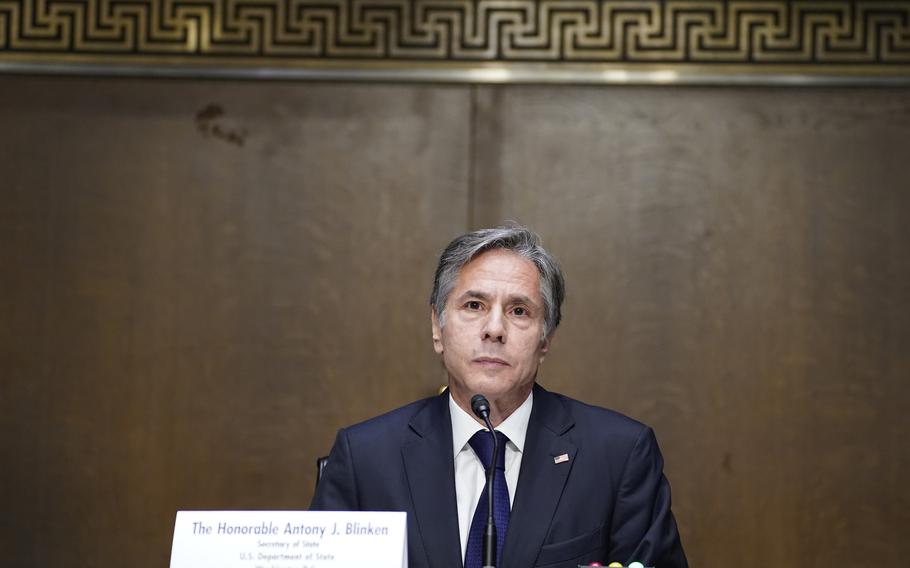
[470,86,910,567]
[0,76,469,566]
[1,77,909,567]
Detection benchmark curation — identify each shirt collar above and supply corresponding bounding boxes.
[449,389,534,458]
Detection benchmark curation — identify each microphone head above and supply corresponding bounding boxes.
[470,394,491,419]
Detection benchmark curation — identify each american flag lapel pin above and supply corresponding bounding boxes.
[553,453,570,464]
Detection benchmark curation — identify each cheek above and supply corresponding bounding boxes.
[442,334,470,360]
[453,337,477,359]
[516,335,543,354]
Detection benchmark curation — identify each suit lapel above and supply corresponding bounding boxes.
[502,385,577,568]
[401,394,463,568]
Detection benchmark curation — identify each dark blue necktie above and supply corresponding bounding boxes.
[465,430,510,568]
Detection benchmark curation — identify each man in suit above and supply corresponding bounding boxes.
[311,226,687,568]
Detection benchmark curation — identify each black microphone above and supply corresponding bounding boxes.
[470,394,500,568]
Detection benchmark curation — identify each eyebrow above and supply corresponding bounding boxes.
[457,290,490,303]
[457,290,538,307]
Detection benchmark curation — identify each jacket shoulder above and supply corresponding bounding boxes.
[546,389,652,443]
[340,394,441,447]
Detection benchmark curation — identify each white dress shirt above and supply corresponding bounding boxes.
[449,390,533,563]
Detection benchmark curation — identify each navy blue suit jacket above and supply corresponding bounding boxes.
[310,384,687,568]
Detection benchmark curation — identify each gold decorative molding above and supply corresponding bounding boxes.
[1,0,909,84]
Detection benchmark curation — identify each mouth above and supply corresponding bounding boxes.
[473,357,510,367]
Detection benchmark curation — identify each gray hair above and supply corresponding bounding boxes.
[430,225,566,338]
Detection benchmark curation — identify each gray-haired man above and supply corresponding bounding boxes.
[311,225,687,568]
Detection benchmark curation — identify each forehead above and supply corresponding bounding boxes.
[453,249,542,302]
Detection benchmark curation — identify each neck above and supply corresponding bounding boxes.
[451,385,532,428]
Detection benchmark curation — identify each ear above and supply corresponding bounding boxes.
[431,307,444,354]
[538,334,552,364]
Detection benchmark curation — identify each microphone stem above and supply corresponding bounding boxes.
[481,414,499,568]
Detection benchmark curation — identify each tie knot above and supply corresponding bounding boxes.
[468,430,508,471]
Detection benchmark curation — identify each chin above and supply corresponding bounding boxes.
[470,378,522,398]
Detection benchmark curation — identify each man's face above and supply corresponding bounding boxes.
[432,249,550,414]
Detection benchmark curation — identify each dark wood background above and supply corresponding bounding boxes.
[1,75,908,567]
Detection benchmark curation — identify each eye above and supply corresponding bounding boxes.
[513,306,527,317]
[466,300,483,310]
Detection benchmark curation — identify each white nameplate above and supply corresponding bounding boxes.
[169,510,407,568]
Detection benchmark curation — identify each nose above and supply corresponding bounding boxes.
[481,307,506,344]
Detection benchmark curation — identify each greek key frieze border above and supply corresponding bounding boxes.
[1,0,909,84]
